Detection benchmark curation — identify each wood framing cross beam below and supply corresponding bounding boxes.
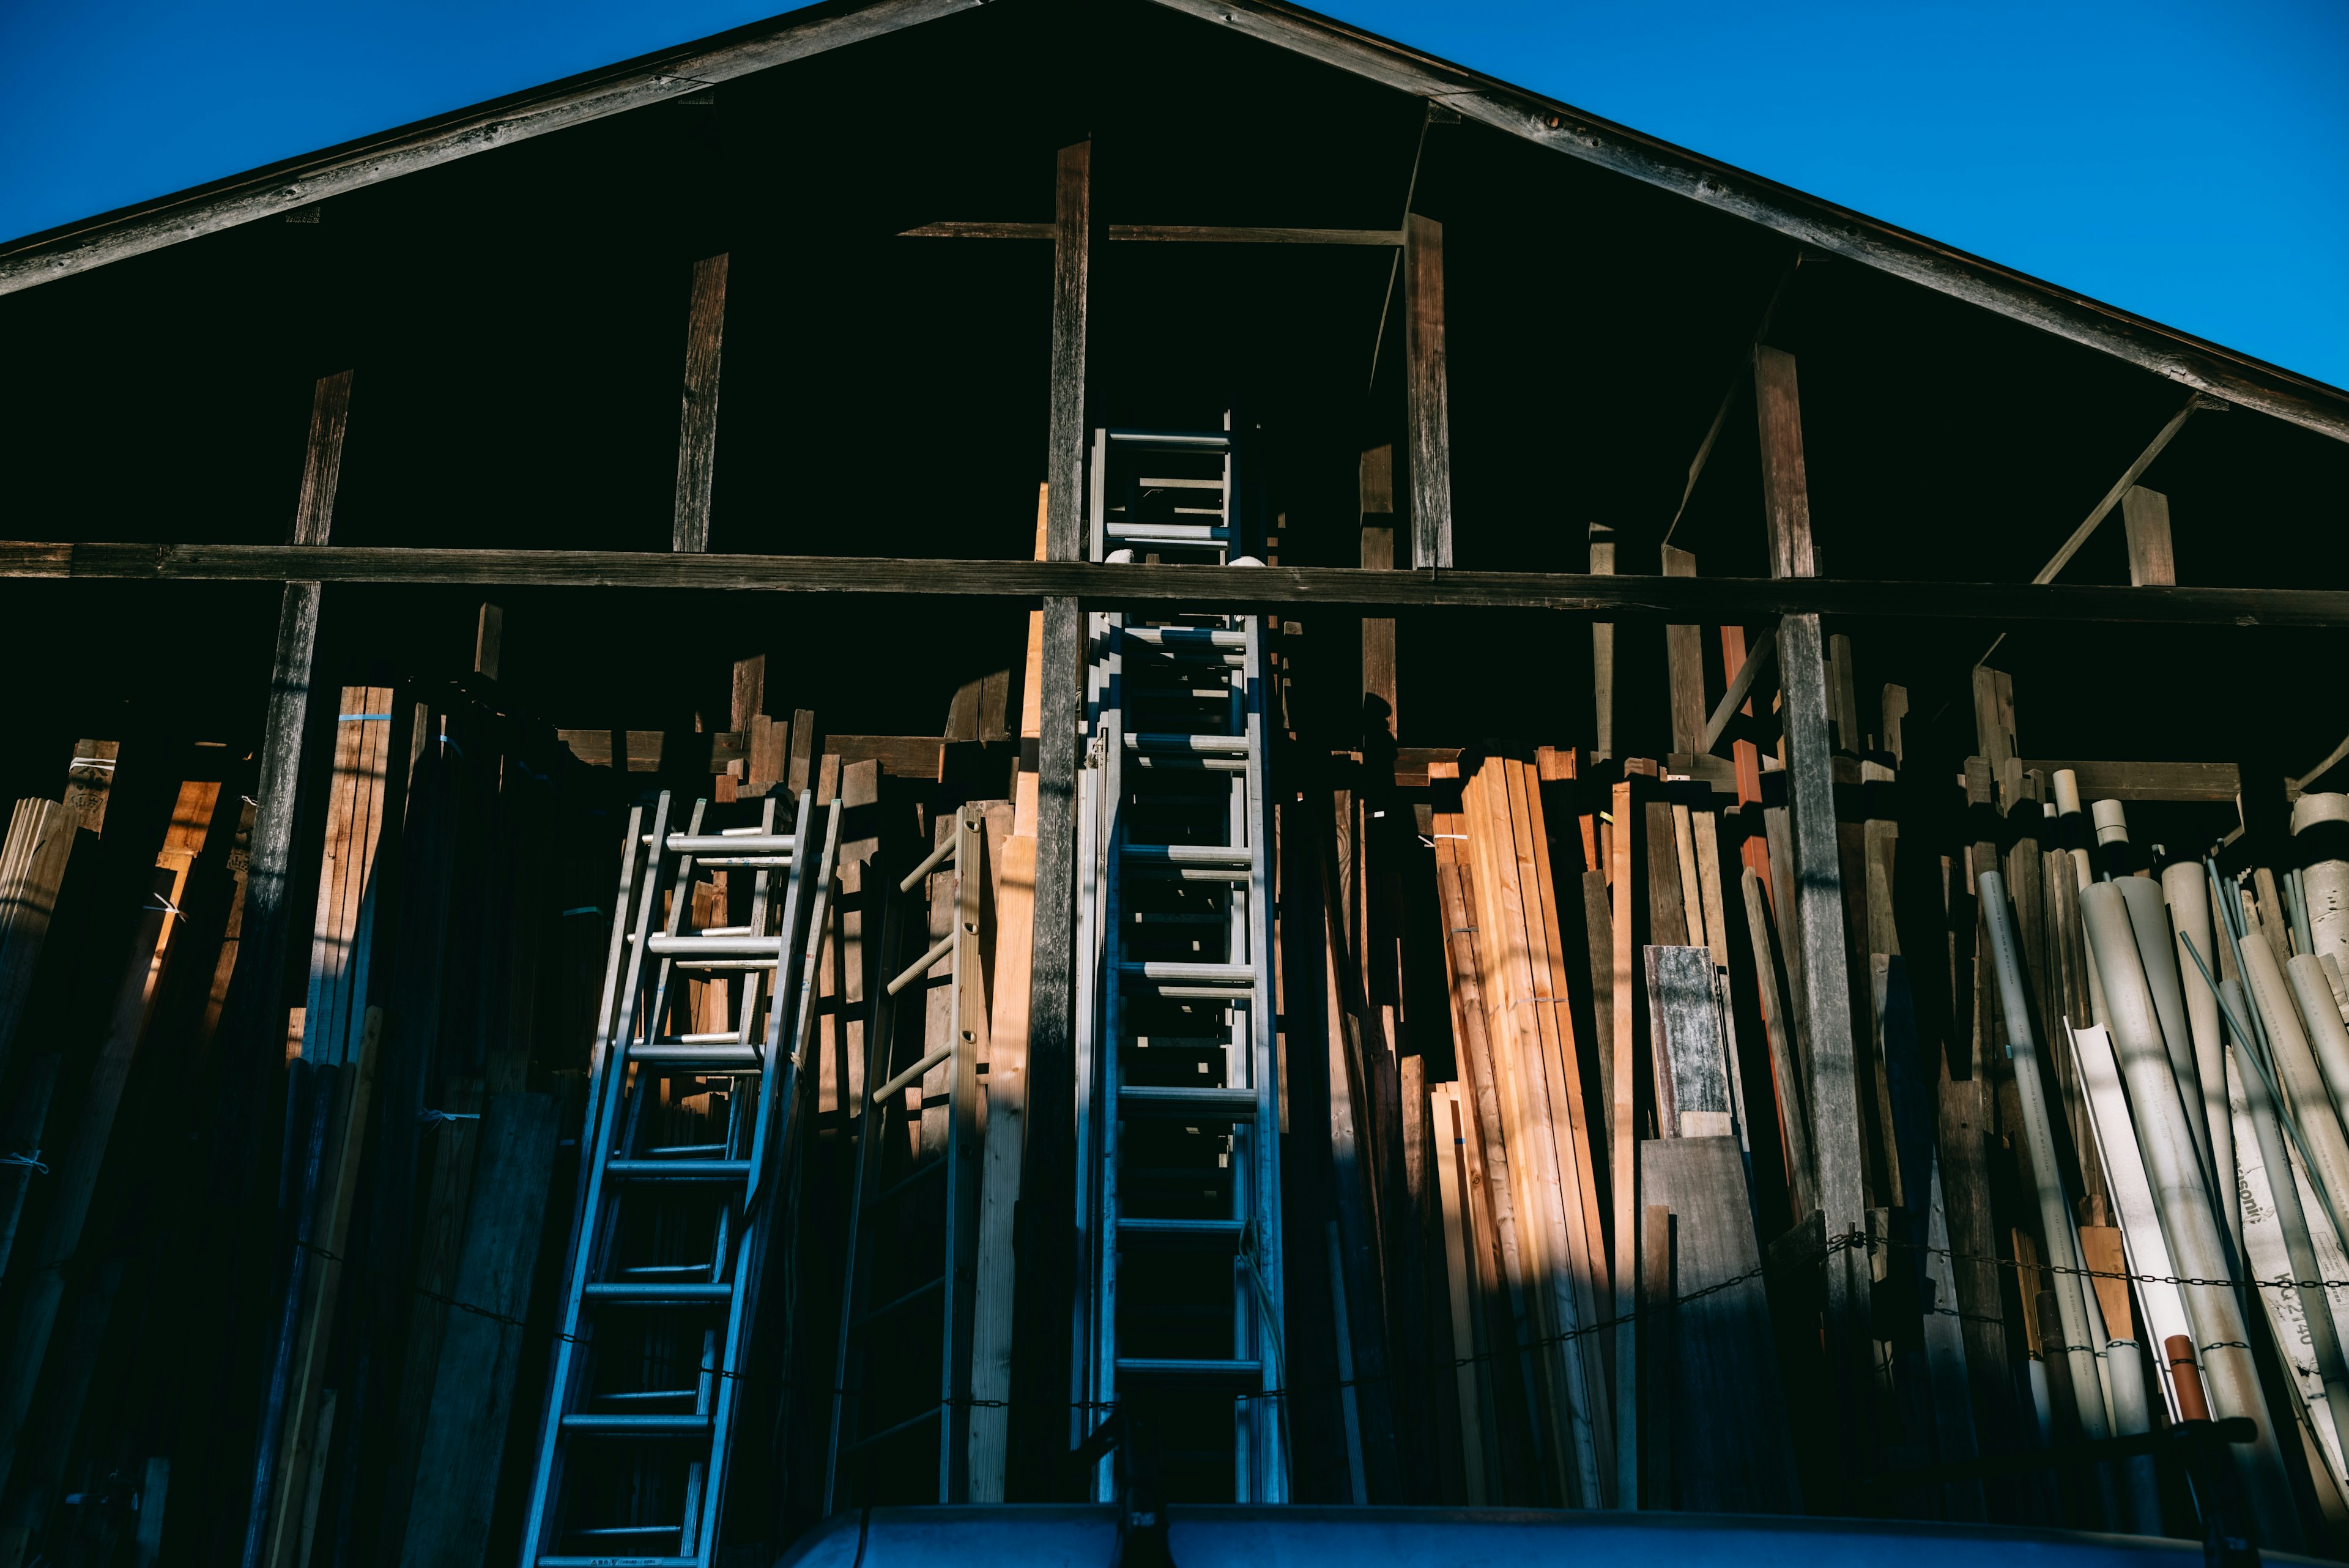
[10,542,2349,626]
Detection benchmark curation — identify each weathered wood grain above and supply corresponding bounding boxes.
[671,252,729,553]
[1403,214,1453,569]
[18,543,2347,623]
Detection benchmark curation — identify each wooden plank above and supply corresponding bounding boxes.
[293,371,354,548]
[1431,1082,1488,1502]
[1753,347,1814,579]
[1361,445,1398,738]
[1403,213,1452,570]
[1643,800,1688,948]
[1661,545,1705,755]
[1741,866,1814,1217]
[900,221,1402,243]
[1647,946,1731,1139]
[1639,1135,1803,1510]
[967,823,1033,1499]
[397,1091,558,1568]
[21,543,2349,626]
[1589,526,1616,761]
[0,798,75,1088]
[262,1009,383,1568]
[1609,780,1636,1510]
[671,252,729,552]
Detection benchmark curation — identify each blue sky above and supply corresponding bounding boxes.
[2,1,2343,388]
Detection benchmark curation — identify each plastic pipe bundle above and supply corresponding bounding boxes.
[1980,875,2117,1476]
[2080,880,2303,1548]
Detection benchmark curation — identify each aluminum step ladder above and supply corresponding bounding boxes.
[520,786,841,1568]
[824,803,991,1507]
[1074,417,1286,1502]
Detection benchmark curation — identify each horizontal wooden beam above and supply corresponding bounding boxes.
[11,542,2349,628]
[2013,758,2246,804]
[899,222,1402,245]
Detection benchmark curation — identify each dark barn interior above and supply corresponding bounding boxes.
[3,1,2349,1565]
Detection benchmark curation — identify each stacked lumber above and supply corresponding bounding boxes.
[1427,754,1611,1506]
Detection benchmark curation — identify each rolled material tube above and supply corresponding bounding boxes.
[2073,1238,2162,1533]
[1980,874,2115,1454]
[2288,954,2349,1118]
[2167,860,2241,1257]
[2292,799,2349,968]
[2082,881,2303,1549]
[2238,938,2349,1251]
[2230,1031,2349,1474]
[2121,877,2218,1186]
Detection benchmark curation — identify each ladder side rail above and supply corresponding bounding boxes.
[1089,428,1109,562]
[1241,614,1287,1500]
[569,804,649,1232]
[729,793,785,1048]
[1088,620,1131,1501]
[825,821,918,1510]
[698,792,785,1349]
[940,806,989,1501]
[1069,609,1112,1460]
[521,790,677,1566]
[703,794,839,1567]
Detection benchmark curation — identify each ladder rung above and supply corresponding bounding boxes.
[1118,960,1250,985]
[683,855,793,869]
[1104,428,1230,450]
[1119,844,1251,867]
[883,932,956,997]
[1118,1085,1256,1120]
[1114,1358,1265,1381]
[604,1159,749,1183]
[870,1044,953,1106]
[1131,477,1225,489]
[584,1281,732,1305]
[628,1044,762,1071]
[1123,627,1246,648]
[1116,1217,1246,1249]
[1106,523,1230,543]
[539,1556,692,1568]
[1124,734,1249,755]
[653,832,795,854]
[645,1142,729,1156]
[618,1263,713,1277]
[558,1412,714,1436]
[853,1272,944,1329]
[645,933,784,956]
[594,1390,700,1404]
[1129,756,1247,773]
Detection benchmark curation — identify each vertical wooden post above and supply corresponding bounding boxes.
[1360,444,1398,738]
[1403,213,1452,569]
[1017,137,1089,1490]
[1756,344,1869,1496]
[671,252,729,552]
[2120,485,2175,586]
[1661,545,1705,758]
[1589,526,1616,762]
[1753,347,1814,580]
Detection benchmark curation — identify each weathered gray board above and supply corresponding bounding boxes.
[1639,1135,1802,1512]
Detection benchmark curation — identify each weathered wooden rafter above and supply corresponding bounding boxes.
[9,541,2349,627]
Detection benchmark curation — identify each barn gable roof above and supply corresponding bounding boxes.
[4,0,2342,442]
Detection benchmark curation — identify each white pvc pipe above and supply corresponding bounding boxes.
[2120,875,2219,1187]
[2081,881,2303,1548]
[2295,793,2349,974]
[2166,860,2241,1257]
[2239,937,2349,1247]
[2289,954,2349,1119]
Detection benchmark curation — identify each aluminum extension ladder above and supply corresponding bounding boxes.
[1074,417,1286,1501]
[824,804,991,1506]
[519,786,841,1568]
